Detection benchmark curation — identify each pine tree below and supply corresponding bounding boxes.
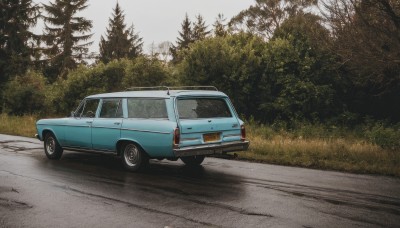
[192,14,210,41]
[213,14,228,37]
[42,0,93,79]
[126,25,143,58]
[170,13,193,63]
[0,0,39,84]
[99,2,143,63]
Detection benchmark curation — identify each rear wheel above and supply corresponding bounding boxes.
[181,155,205,166]
[44,133,63,160]
[121,143,148,172]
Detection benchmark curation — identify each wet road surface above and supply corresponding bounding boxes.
[0,134,399,228]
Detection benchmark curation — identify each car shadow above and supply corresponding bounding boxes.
[36,150,245,201]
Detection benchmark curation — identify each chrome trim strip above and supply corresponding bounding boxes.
[91,126,121,130]
[37,124,90,127]
[180,138,200,141]
[174,141,249,157]
[181,130,239,134]
[120,128,170,135]
[63,146,116,154]
[223,134,241,137]
[37,124,170,134]
[179,117,233,120]
[124,117,169,121]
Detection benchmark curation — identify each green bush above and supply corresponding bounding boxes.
[123,56,169,87]
[364,123,400,150]
[48,58,170,114]
[178,31,340,123]
[3,70,47,115]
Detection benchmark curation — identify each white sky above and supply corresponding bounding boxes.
[32,0,254,54]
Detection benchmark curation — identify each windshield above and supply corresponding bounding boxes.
[177,98,232,119]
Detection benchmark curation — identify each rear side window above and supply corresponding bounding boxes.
[177,98,232,119]
[128,98,168,119]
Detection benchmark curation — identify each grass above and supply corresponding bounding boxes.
[241,122,400,176]
[0,114,38,138]
[0,114,399,177]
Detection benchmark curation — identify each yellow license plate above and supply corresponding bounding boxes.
[203,133,220,142]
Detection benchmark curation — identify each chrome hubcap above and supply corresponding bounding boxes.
[46,137,55,155]
[124,144,139,167]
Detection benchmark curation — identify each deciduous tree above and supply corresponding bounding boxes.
[229,0,317,38]
[322,0,400,120]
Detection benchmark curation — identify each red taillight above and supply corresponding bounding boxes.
[173,127,180,146]
[241,125,246,141]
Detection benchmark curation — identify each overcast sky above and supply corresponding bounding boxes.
[32,0,254,54]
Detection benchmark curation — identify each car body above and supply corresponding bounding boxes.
[36,87,250,171]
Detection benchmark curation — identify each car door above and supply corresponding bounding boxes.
[91,98,123,152]
[65,98,100,149]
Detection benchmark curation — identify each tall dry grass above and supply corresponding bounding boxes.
[0,114,38,138]
[242,123,400,176]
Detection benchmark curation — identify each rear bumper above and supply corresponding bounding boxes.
[173,141,249,157]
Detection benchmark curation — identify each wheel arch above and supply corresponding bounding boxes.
[42,129,56,140]
[116,139,149,157]
[41,129,63,146]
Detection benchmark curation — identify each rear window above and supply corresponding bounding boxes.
[127,98,168,119]
[177,98,232,119]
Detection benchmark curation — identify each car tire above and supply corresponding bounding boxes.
[121,143,148,172]
[44,132,63,160]
[181,155,205,166]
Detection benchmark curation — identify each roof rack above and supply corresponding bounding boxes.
[168,86,218,91]
[125,86,218,95]
[125,86,169,91]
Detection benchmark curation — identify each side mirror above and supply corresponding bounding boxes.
[70,111,75,117]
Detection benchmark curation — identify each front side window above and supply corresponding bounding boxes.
[75,99,100,118]
[127,98,168,119]
[99,99,123,118]
[177,98,232,119]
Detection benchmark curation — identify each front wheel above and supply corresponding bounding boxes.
[181,155,205,166]
[44,133,63,160]
[121,143,148,172]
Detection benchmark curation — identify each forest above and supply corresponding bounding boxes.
[1,0,399,155]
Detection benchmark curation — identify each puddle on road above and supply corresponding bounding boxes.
[0,186,32,211]
[0,140,42,154]
[0,197,32,210]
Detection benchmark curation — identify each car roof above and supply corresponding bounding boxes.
[86,90,228,99]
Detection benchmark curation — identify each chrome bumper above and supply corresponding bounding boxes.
[35,134,41,140]
[173,141,249,157]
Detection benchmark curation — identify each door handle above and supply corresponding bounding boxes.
[114,122,121,125]
[86,121,93,124]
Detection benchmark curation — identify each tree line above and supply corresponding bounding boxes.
[1,0,399,125]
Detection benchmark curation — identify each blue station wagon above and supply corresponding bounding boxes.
[36,86,250,171]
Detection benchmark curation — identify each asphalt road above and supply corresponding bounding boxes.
[0,134,399,228]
